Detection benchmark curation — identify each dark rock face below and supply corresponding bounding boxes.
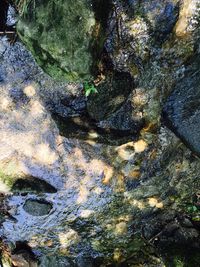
[97,96,144,134]
[12,177,57,193]
[87,72,134,121]
[105,0,180,73]
[0,0,9,30]
[86,71,145,138]
[163,57,200,156]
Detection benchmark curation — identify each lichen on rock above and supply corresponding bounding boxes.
[14,0,110,82]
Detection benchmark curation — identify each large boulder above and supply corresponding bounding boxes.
[105,0,180,74]
[14,0,110,82]
[163,56,200,157]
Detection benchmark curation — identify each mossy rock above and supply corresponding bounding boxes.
[15,0,110,82]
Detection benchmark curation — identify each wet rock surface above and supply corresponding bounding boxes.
[23,199,53,216]
[13,0,109,82]
[163,56,200,157]
[1,0,200,266]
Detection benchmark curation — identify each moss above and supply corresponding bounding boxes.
[0,168,16,188]
[15,0,109,82]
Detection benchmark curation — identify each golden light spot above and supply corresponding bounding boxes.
[116,141,134,150]
[148,197,164,209]
[58,230,80,248]
[23,85,36,97]
[118,215,132,222]
[90,159,114,184]
[175,0,194,37]
[0,97,10,111]
[113,248,123,262]
[132,89,147,106]
[80,209,94,218]
[102,166,114,184]
[30,100,44,116]
[88,131,99,139]
[115,222,127,235]
[156,202,164,209]
[77,185,89,204]
[117,148,134,161]
[34,143,58,165]
[134,139,148,153]
[73,148,83,158]
[84,140,96,146]
[148,197,158,207]
[130,199,145,210]
[142,122,157,133]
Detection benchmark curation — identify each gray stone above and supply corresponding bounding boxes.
[163,57,200,156]
[23,199,52,216]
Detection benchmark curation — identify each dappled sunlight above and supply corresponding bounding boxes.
[116,139,148,161]
[23,84,36,97]
[125,194,164,210]
[148,197,164,209]
[175,0,197,37]
[90,159,114,184]
[93,187,104,195]
[80,209,94,218]
[84,140,97,146]
[88,131,99,140]
[117,148,134,161]
[133,140,148,153]
[0,96,13,111]
[128,16,148,35]
[116,141,135,161]
[34,143,58,165]
[115,221,128,235]
[132,88,148,107]
[29,100,45,117]
[129,199,145,210]
[77,185,89,204]
[58,229,80,248]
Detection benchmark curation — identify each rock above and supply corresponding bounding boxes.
[39,256,72,267]
[23,199,52,216]
[86,71,145,139]
[11,253,37,267]
[2,2,200,267]
[87,71,134,121]
[163,56,200,156]
[105,0,180,74]
[11,177,57,193]
[14,0,110,82]
[96,95,144,134]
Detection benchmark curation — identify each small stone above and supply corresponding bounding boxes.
[134,140,148,153]
[23,199,52,216]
